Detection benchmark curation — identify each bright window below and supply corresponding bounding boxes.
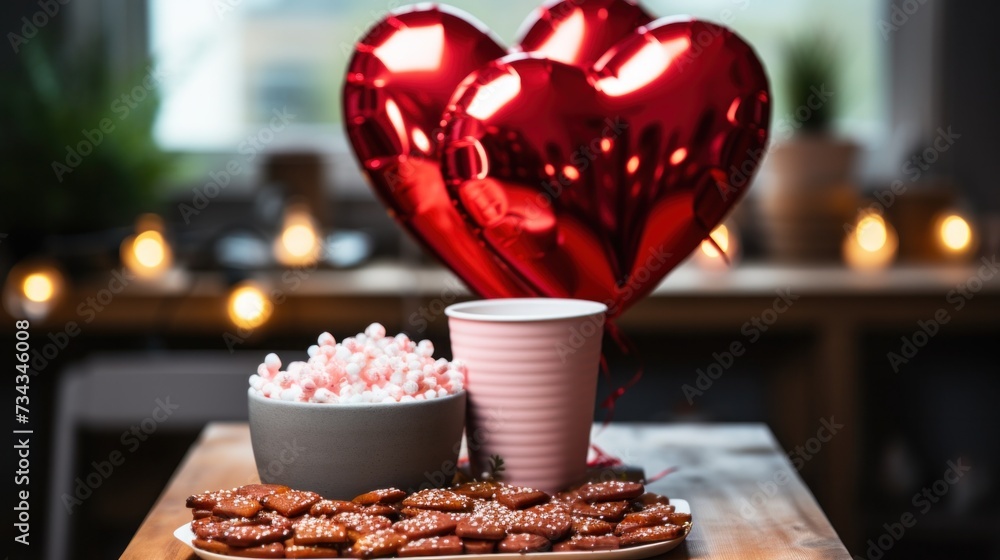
[150,0,886,151]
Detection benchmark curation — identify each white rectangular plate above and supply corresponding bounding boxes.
[174,499,690,560]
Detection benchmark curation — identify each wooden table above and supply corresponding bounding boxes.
[120,422,851,559]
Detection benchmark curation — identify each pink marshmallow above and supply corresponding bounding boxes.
[250,323,464,404]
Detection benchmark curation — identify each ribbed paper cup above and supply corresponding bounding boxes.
[446,298,607,492]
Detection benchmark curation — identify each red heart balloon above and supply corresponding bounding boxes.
[344,1,653,299]
[441,18,770,316]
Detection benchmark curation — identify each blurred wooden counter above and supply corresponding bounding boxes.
[119,422,851,559]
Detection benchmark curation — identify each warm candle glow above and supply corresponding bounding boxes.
[227,284,272,329]
[855,214,888,252]
[22,273,55,303]
[694,223,739,270]
[282,225,318,258]
[700,224,730,258]
[3,261,64,320]
[122,214,173,279]
[844,212,897,270]
[275,208,321,266]
[134,232,166,268]
[938,214,973,254]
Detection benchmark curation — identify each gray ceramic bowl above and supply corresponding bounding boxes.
[248,389,466,499]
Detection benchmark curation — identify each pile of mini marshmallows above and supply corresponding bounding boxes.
[249,323,466,404]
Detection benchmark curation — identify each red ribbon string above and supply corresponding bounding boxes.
[587,443,624,469]
[598,321,645,427]
[644,466,678,484]
[706,234,732,266]
[588,442,677,484]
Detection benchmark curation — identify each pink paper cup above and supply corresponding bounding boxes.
[446,298,607,492]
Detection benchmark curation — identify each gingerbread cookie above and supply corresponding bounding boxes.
[461,539,496,554]
[333,512,394,540]
[570,500,629,522]
[497,533,551,553]
[555,535,621,551]
[283,542,342,558]
[510,511,571,541]
[452,482,498,500]
[456,516,507,540]
[261,490,322,518]
[237,484,291,501]
[193,537,285,558]
[353,488,407,505]
[570,515,615,536]
[496,485,550,510]
[392,511,459,540]
[214,495,263,518]
[577,481,644,503]
[187,488,235,510]
[292,516,349,545]
[397,536,463,557]
[349,529,408,558]
[401,490,473,513]
[218,514,293,547]
[618,524,684,546]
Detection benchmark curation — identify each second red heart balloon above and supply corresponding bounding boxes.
[442,18,770,315]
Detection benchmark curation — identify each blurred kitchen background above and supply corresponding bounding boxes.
[1,0,998,558]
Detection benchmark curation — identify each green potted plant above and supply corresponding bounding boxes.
[758,34,860,262]
[0,39,172,260]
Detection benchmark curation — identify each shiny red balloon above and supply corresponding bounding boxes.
[344,1,653,299]
[343,5,527,298]
[442,19,770,315]
[345,2,770,316]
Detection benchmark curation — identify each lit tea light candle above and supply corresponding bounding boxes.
[22,272,55,303]
[843,212,897,270]
[121,214,173,279]
[2,261,65,320]
[935,212,975,259]
[275,206,321,266]
[227,283,273,329]
[694,223,739,270]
